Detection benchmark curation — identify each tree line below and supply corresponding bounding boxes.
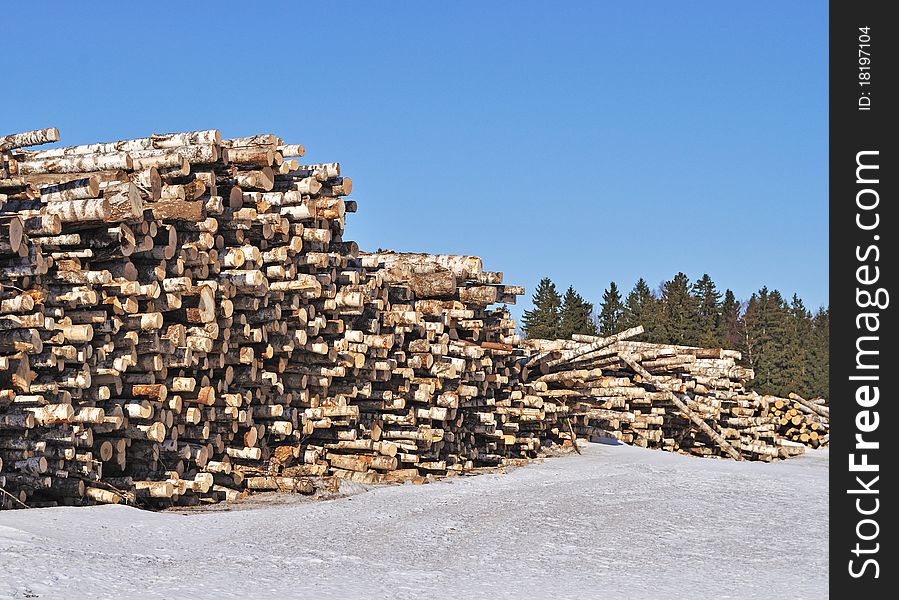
[521,274,829,399]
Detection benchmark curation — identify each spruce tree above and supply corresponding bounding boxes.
[521,277,562,339]
[659,272,698,345]
[621,278,662,340]
[598,282,625,336]
[717,289,742,349]
[768,289,797,396]
[741,287,793,396]
[691,274,722,347]
[787,294,813,397]
[808,308,830,398]
[558,286,597,339]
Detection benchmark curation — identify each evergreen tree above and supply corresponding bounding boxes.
[741,287,794,396]
[692,273,722,347]
[807,307,830,398]
[558,286,597,339]
[598,282,625,336]
[521,277,562,339]
[717,289,742,349]
[659,272,698,345]
[621,278,663,339]
[787,294,813,397]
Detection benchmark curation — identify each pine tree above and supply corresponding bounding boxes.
[621,278,663,340]
[598,282,625,336]
[521,277,562,339]
[691,273,721,347]
[717,289,742,349]
[659,272,698,345]
[787,294,813,397]
[807,307,830,398]
[741,287,794,396]
[768,289,798,396]
[558,286,597,339]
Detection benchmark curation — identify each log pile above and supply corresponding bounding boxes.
[0,127,534,508]
[236,251,532,486]
[0,126,820,510]
[522,333,814,461]
[0,127,370,507]
[330,251,533,482]
[767,393,829,448]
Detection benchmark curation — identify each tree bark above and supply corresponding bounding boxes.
[0,128,59,151]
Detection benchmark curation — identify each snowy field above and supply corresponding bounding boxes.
[0,443,828,600]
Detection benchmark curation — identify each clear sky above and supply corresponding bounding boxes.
[4,1,828,319]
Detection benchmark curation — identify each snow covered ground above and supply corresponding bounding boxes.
[0,443,828,600]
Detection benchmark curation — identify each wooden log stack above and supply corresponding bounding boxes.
[330,251,531,482]
[766,393,829,448]
[0,126,819,510]
[0,127,367,507]
[521,333,828,461]
[0,127,535,507]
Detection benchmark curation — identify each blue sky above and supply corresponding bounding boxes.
[4,1,828,319]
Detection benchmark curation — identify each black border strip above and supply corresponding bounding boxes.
[830,1,895,595]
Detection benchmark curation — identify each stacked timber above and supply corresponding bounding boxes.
[522,332,796,461]
[0,127,365,507]
[228,252,529,486]
[331,251,528,482]
[767,393,829,448]
[263,251,529,485]
[1,126,817,510]
[0,127,535,507]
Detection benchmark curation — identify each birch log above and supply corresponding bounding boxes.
[0,128,60,151]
